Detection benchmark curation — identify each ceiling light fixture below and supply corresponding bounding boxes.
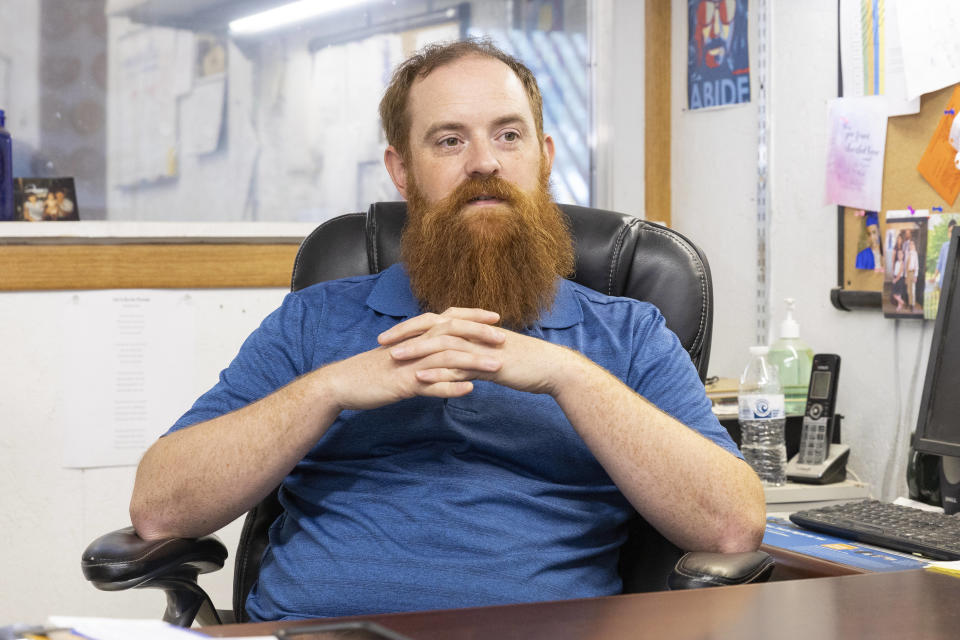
[229,0,369,35]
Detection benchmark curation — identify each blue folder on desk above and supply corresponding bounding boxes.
[763,517,929,571]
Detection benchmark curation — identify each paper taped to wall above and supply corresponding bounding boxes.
[60,291,197,468]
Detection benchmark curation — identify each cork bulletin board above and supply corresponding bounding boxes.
[834,83,960,310]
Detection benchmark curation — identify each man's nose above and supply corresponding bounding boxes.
[465,140,500,177]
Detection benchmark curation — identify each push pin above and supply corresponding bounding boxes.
[933,206,944,212]
[908,206,916,215]
[947,109,956,115]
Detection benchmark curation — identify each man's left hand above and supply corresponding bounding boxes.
[378,309,578,397]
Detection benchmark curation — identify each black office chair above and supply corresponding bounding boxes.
[81,202,773,627]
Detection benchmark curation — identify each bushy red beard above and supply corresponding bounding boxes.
[401,163,575,330]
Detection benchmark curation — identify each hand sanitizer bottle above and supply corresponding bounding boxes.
[768,298,813,416]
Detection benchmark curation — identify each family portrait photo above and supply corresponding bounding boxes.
[882,218,926,319]
[13,177,80,221]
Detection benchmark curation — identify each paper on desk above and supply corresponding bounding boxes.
[764,517,929,571]
[895,0,960,100]
[825,95,889,211]
[926,561,960,578]
[48,617,274,640]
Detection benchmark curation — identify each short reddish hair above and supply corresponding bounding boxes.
[378,38,545,158]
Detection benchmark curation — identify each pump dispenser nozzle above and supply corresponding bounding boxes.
[781,298,800,339]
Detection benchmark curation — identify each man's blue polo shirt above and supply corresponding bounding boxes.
[169,263,740,621]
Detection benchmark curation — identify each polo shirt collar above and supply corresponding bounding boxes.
[538,278,582,328]
[366,263,583,329]
[366,263,422,319]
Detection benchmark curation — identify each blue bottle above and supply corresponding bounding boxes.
[0,109,13,221]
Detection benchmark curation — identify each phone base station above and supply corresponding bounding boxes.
[786,444,850,484]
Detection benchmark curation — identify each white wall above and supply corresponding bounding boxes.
[0,288,287,623]
[670,0,759,376]
[671,0,929,500]
[594,0,646,214]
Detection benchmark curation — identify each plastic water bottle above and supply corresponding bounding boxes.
[0,109,13,221]
[738,345,787,486]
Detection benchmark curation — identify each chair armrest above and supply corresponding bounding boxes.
[81,526,227,590]
[667,550,775,589]
[81,526,228,627]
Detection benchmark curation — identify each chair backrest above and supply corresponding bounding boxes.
[233,202,714,619]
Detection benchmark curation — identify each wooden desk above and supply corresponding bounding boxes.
[761,543,866,581]
[206,570,960,640]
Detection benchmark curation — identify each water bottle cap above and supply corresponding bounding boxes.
[0,109,5,128]
[749,345,769,356]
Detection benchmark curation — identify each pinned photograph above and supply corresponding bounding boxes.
[924,212,960,319]
[854,211,883,271]
[882,211,927,319]
[195,33,226,78]
[13,177,79,221]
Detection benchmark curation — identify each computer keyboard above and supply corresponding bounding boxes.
[789,499,960,561]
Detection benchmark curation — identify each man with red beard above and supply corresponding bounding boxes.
[130,40,765,621]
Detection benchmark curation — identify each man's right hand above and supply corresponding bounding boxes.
[324,307,507,411]
[131,307,507,540]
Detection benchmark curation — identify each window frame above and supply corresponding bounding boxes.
[4,2,670,292]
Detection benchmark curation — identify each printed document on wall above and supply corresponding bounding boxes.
[896,0,960,99]
[179,75,226,156]
[113,27,182,185]
[825,95,889,212]
[840,0,918,116]
[61,291,197,468]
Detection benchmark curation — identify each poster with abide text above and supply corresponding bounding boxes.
[687,0,751,110]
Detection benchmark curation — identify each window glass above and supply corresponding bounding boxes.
[0,0,590,223]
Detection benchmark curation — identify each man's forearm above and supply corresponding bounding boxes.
[381,320,765,551]
[130,308,509,540]
[551,352,766,553]
[130,367,342,540]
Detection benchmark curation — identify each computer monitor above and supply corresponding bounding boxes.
[913,224,960,514]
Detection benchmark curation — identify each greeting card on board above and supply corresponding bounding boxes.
[825,95,888,212]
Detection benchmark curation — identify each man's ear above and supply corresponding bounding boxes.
[384,146,409,200]
[542,134,555,173]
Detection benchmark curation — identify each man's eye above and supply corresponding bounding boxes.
[503,131,519,142]
[440,137,459,147]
